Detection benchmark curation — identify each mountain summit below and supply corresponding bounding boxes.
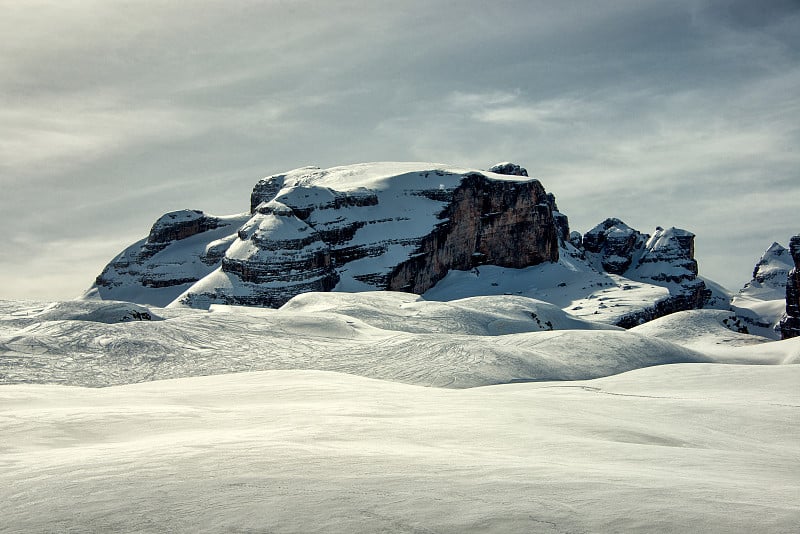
[87,162,711,326]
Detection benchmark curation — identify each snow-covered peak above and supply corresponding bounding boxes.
[731,240,794,340]
[738,241,792,299]
[751,242,792,287]
[644,227,695,254]
[487,162,528,176]
[88,162,723,326]
[263,162,537,194]
[585,217,636,237]
[582,218,646,274]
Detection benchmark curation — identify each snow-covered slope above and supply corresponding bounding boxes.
[3,287,799,532]
[0,294,707,388]
[730,241,796,339]
[423,249,673,326]
[630,309,773,351]
[279,291,621,334]
[89,211,250,307]
[86,162,722,328]
[3,365,799,533]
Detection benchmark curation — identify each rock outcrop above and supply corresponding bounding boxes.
[583,218,646,274]
[88,162,717,328]
[91,210,250,306]
[579,220,710,327]
[92,163,562,309]
[779,235,800,339]
[177,201,339,308]
[383,173,558,294]
[488,162,528,176]
[748,242,793,293]
[728,241,794,339]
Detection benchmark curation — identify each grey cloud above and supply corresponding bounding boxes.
[1,0,798,298]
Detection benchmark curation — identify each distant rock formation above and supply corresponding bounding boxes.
[779,235,800,339]
[749,242,793,292]
[488,162,528,176]
[579,219,710,327]
[92,210,250,306]
[90,163,561,309]
[583,218,646,274]
[727,241,793,339]
[87,162,716,328]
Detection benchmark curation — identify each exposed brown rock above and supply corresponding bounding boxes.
[387,174,558,294]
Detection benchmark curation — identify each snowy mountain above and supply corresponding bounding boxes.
[747,242,794,295]
[730,239,797,339]
[86,162,717,327]
[87,210,251,307]
[6,228,800,532]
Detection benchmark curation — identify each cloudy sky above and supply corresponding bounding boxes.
[1,0,798,300]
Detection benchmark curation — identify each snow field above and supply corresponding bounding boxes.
[1,294,709,388]
[2,365,799,533]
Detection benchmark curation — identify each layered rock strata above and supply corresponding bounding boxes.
[88,162,715,327]
[580,219,710,327]
[384,173,558,294]
[90,210,250,306]
[92,163,561,309]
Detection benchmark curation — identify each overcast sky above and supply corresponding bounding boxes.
[1,0,799,300]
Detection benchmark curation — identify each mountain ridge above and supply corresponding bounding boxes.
[87,161,715,327]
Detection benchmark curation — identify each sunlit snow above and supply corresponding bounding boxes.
[2,291,798,532]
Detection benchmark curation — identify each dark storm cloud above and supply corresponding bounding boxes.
[1,0,799,298]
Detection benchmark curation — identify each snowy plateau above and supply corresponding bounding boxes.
[2,162,799,533]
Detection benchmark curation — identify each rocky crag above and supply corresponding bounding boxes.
[576,218,711,328]
[90,210,250,306]
[747,242,794,295]
[87,162,712,327]
[779,235,800,339]
[727,242,794,339]
[89,163,560,309]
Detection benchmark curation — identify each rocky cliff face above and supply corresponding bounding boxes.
[779,235,800,339]
[579,219,710,327]
[90,210,250,306]
[729,241,794,339]
[384,173,558,294]
[88,162,718,328]
[92,163,561,309]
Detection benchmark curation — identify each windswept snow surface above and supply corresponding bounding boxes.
[279,291,621,335]
[2,365,799,533]
[2,292,800,532]
[630,309,774,351]
[0,294,706,388]
[424,259,671,325]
